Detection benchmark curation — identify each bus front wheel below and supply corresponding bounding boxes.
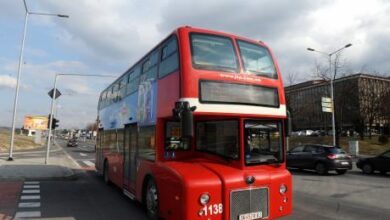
[144,178,159,220]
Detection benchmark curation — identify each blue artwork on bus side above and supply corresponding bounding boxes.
[99,80,157,129]
[137,79,154,125]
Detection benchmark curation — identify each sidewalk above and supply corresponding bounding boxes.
[0,142,78,181]
[0,142,79,220]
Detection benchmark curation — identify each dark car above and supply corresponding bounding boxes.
[356,150,390,175]
[67,139,78,147]
[287,144,352,175]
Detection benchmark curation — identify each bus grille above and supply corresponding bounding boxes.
[230,188,269,220]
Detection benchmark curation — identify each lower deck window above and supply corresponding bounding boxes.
[138,126,156,161]
[245,121,283,165]
[196,120,239,159]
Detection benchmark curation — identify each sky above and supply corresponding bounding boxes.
[0,0,389,128]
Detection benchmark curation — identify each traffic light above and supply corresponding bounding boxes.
[47,114,59,130]
[52,117,59,130]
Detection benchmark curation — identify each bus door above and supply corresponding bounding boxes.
[123,123,138,191]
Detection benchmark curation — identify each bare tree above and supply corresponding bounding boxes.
[285,72,298,86]
[86,122,98,131]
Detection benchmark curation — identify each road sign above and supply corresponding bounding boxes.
[322,107,333,112]
[321,97,332,113]
[48,88,61,99]
[321,102,332,108]
[321,97,331,103]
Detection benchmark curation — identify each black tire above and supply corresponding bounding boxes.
[336,169,347,175]
[362,163,373,174]
[315,163,328,175]
[144,178,159,220]
[103,161,110,185]
[380,171,387,175]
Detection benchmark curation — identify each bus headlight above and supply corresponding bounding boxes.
[279,184,287,194]
[199,193,210,205]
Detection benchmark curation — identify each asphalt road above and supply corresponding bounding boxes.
[285,168,390,220]
[35,139,390,220]
[37,138,150,220]
[56,138,96,168]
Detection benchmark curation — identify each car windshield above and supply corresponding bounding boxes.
[191,34,238,73]
[245,121,283,165]
[196,120,239,160]
[237,40,277,79]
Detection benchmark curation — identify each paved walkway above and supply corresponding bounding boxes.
[0,181,23,220]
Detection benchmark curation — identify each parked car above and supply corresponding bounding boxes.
[67,139,78,147]
[287,144,352,175]
[356,150,390,175]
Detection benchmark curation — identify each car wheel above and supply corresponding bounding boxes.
[336,169,347,175]
[362,163,373,174]
[315,163,328,175]
[103,162,110,185]
[380,171,387,175]
[145,178,159,220]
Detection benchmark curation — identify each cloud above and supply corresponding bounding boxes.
[0,75,31,90]
[2,0,390,128]
[0,75,17,89]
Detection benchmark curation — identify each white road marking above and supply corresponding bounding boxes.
[22,189,40,194]
[24,181,39,184]
[21,195,40,200]
[56,141,81,169]
[83,160,95,167]
[24,185,40,189]
[14,211,41,218]
[18,202,41,208]
[80,153,87,157]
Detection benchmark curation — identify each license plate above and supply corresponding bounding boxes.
[239,211,262,220]
[341,162,349,165]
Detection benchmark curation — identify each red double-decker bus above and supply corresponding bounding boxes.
[96,26,292,220]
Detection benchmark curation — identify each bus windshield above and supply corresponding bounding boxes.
[237,40,277,79]
[196,120,239,160]
[191,34,238,73]
[245,121,283,165]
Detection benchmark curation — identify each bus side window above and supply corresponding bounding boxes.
[159,36,178,78]
[141,51,158,84]
[138,126,156,161]
[126,67,141,95]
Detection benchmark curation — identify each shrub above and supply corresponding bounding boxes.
[378,135,389,144]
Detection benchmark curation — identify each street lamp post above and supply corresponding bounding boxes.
[45,73,116,164]
[7,0,68,161]
[307,43,352,146]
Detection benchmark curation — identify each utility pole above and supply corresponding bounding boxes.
[307,43,352,146]
[8,0,68,161]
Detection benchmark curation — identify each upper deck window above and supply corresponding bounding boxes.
[159,36,179,78]
[237,40,277,79]
[190,33,238,73]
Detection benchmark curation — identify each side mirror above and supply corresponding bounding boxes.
[182,106,194,138]
[172,101,196,138]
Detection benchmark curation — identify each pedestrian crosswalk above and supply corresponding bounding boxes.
[15,181,42,219]
[82,160,95,167]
